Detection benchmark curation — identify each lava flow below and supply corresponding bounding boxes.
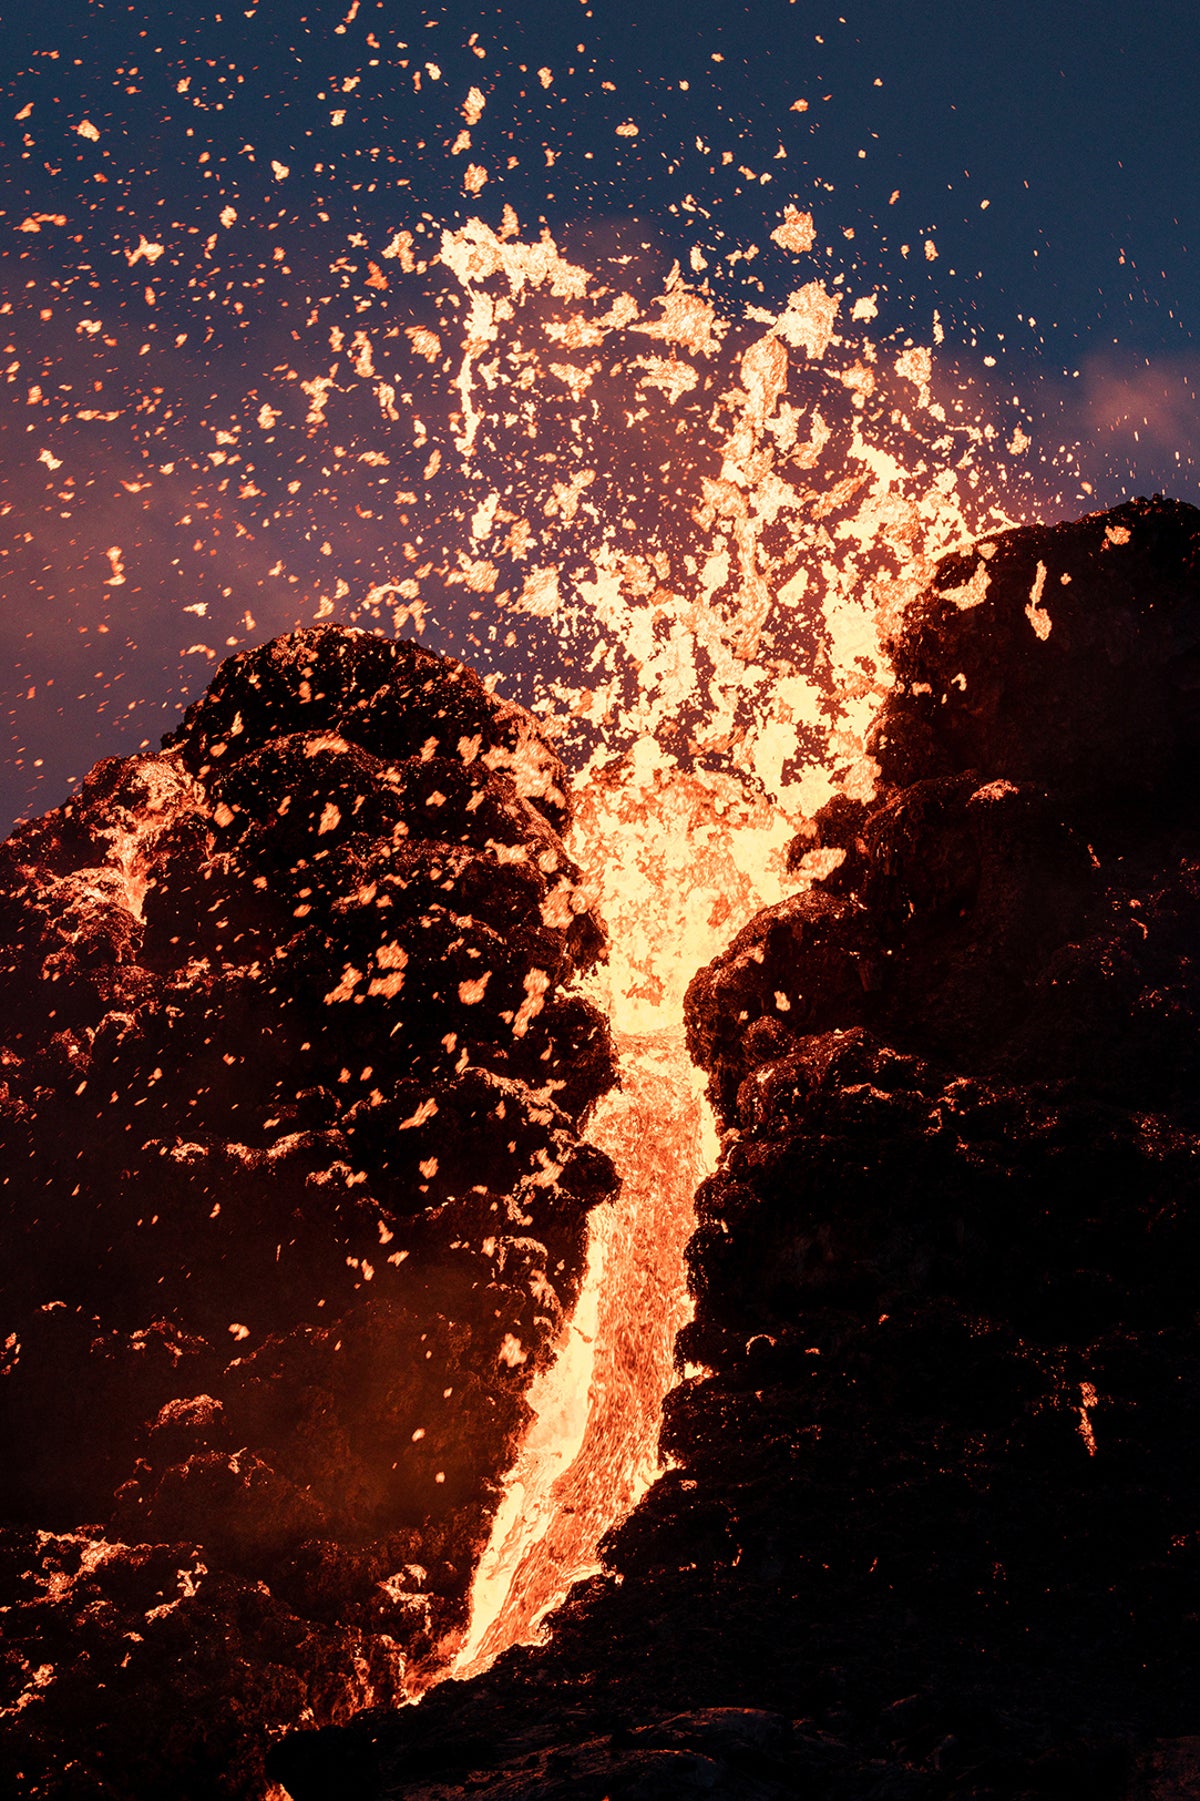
[446,728,810,1677]
[451,1029,714,1681]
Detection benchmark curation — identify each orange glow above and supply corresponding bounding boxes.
[18,192,1040,1714]
[451,1030,714,1682]
[403,213,1034,1687]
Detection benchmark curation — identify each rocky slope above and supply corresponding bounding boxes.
[272,495,1200,1800]
[0,626,617,1799]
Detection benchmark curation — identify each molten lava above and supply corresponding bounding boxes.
[403,206,1040,1686]
[452,1030,714,1680]
[3,110,1055,1782]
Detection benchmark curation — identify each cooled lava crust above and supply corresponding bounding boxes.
[273,496,1200,1801]
[0,626,618,1799]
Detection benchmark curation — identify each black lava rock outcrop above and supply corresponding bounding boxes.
[0,626,617,1799]
[274,497,1200,1800]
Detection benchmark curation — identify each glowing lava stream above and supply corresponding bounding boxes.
[450,1029,716,1681]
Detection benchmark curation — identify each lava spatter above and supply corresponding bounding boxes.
[1,23,1132,1798]
[1,187,1054,1801]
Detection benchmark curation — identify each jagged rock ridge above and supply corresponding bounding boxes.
[275,497,1200,1800]
[0,626,617,1799]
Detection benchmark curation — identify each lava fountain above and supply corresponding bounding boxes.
[3,176,1049,1774]
[0,16,1132,1796]
[383,213,1041,1686]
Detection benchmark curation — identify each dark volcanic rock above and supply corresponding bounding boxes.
[0,627,617,1799]
[273,497,1200,1800]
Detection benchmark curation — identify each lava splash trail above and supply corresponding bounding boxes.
[450,1030,715,1681]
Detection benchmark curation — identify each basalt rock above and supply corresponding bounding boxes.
[0,626,617,1800]
[273,497,1200,1800]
